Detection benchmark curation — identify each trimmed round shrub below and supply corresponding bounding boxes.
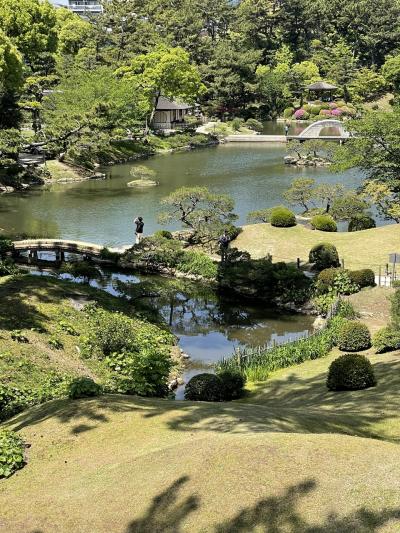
[245,118,263,132]
[184,373,222,401]
[327,353,376,391]
[283,107,294,118]
[154,230,173,240]
[319,109,331,117]
[68,377,102,399]
[348,269,375,288]
[348,214,376,232]
[337,320,371,352]
[373,326,400,354]
[217,370,246,400]
[270,206,296,228]
[311,214,337,232]
[309,243,340,271]
[317,267,343,292]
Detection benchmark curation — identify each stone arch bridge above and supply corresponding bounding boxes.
[287,119,351,142]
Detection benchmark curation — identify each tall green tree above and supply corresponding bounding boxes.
[117,45,205,128]
[0,0,58,70]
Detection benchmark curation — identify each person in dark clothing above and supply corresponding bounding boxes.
[134,216,144,244]
[218,230,230,262]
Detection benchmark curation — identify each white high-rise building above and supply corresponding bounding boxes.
[49,0,103,16]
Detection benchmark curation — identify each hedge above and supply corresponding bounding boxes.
[327,353,376,391]
[270,206,296,228]
[311,214,337,232]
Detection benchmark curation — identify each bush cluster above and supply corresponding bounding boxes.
[327,353,376,391]
[81,305,174,398]
[348,269,375,288]
[218,256,311,304]
[311,214,337,232]
[373,326,400,354]
[289,101,357,121]
[68,377,102,399]
[125,235,218,279]
[309,243,340,271]
[270,206,296,227]
[0,430,25,478]
[184,370,246,402]
[348,214,376,232]
[337,320,371,352]
[245,118,263,132]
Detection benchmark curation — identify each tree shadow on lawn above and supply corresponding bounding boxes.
[126,476,400,533]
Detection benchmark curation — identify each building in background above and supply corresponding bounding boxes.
[49,0,103,16]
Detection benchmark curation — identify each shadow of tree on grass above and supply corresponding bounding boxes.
[125,476,400,533]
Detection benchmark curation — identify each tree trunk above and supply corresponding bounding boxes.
[146,91,161,135]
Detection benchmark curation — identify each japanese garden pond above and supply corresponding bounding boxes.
[0,142,366,245]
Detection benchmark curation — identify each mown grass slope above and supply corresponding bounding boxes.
[1,395,400,532]
[234,223,400,272]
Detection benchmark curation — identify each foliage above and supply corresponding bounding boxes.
[245,118,263,132]
[247,208,273,224]
[80,305,173,398]
[336,299,359,320]
[0,259,18,276]
[0,237,14,258]
[218,255,311,304]
[129,165,156,180]
[154,230,173,240]
[337,320,371,352]
[348,214,376,232]
[312,292,337,316]
[382,54,400,91]
[373,326,400,353]
[116,45,205,127]
[309,243,340,271]
[0,29,23,94]
[283,178,315,213]
[326,354,376,391]
[176,250,217,279]
[60,261,101,284]
[350,68,387,102]
[184,373,222,402]
[311,214,337,232]
[0,429,25,478]
[390,287,400,329]
[270,206,296,227]
[217,328,335,381]
[159,186,238,244]
[99,248,120,263]
[330,193,370,224]
[362,180,400,224]
[348,269,376,288]
[317,268,344,292]
[68,377,102,399]
[216,369,246,400]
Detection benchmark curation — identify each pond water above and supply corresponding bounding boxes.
[29,262,314,398]
[0,142,364,246]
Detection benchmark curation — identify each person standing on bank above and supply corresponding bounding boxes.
[284,122,290,136]
[218,229,230,263]
[134,216,144,244]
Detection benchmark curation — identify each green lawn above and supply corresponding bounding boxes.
[234,223,400,273]
[1,276,400,532]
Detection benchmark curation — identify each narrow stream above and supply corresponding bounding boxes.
[26,256,314,398]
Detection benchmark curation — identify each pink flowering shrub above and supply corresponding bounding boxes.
[294,109,306,119]
[331,108,343,116]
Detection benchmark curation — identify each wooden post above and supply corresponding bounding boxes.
[378,266,381,287]
[341,258,345,269]
[297,257,300,269]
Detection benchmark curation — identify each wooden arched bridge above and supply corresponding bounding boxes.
[287,119,351,142]
[12,239,130,263]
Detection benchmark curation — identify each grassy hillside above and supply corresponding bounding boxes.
[0,274,175,394]
[234,223,400,273]
[1,394,400,532]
